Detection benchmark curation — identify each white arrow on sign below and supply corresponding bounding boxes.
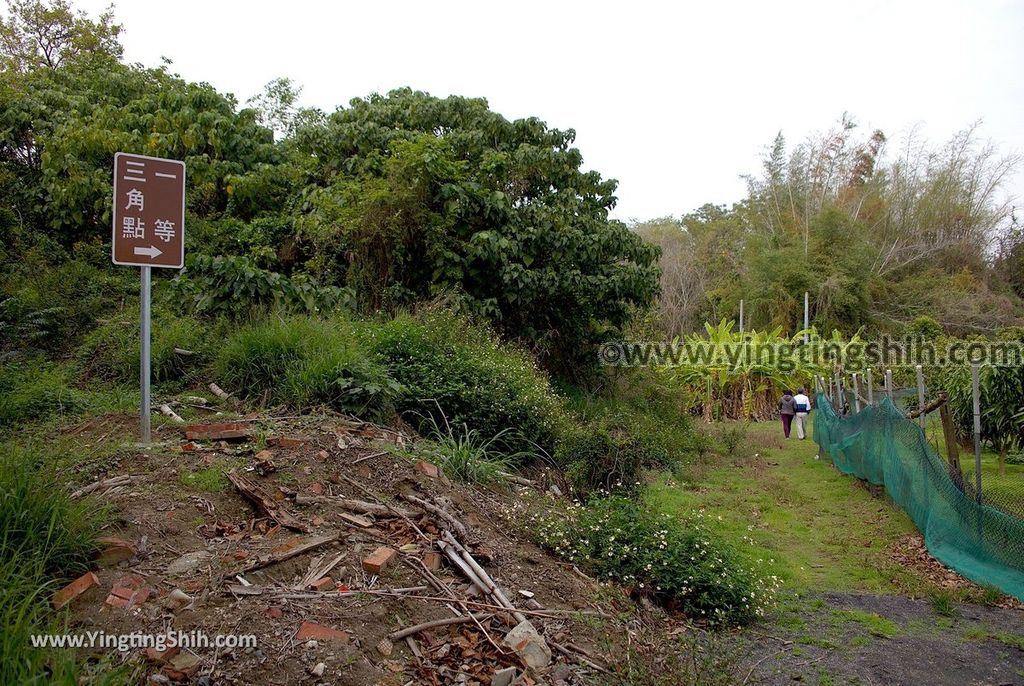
[133,245,163,259]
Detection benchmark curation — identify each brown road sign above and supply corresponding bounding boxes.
[111,152,186,268]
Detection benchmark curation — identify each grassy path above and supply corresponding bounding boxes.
[648,417,931,594]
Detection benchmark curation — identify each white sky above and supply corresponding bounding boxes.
[72,0,1024,222]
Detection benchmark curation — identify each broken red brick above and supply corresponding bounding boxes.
[106,577,151,608]
[316,450,330,461]
[255,449,274,461]
[52,571,99,610]
[422,552,442,572]
[362,546,397,574]
[183,422,252,441]
[180,441,199,452]
[309,576,334,591]
[414,460,440,479]
[295,621,350,644]
[145,645,180,663]
[95,537,136,566]
[268,436,307,449]
[232,550,249,560]
[308,482,324,495]
[265,606,283,619]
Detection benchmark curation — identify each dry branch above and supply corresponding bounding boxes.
[70,474,138,499]
[294,494,416,518]
[232,532,339,577]
[389,613,494,641]
[400,494,468,537]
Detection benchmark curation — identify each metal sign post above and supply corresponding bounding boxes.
[112,152,186,444]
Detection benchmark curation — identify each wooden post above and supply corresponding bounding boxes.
[851,373,861,413]
[938,396,964,492]
[865,368,874,405]
[971,363,983,504]
[885,369,893,401]
[739,299,744,335]
[915,365,926,430]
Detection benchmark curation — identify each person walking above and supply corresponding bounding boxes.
[793,387,811,440]
[779,389,796,439]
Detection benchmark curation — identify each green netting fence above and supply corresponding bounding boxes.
[813,392,1024,600]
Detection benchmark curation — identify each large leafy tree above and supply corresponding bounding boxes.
[293,89,660,374]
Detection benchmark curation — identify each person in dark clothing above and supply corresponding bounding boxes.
[779,390,796,439]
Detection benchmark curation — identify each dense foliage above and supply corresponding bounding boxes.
[532,496,781,624]
[1,1,660,374]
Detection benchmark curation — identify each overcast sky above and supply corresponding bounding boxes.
[73,0,1024,222]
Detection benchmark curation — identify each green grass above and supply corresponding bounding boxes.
[647,420,923,593]
[830,609,900,639]
[180,464,232,492]
[0,446,110,684]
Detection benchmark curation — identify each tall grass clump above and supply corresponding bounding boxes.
[0,447,105,683]
[532,496,781,625]
[413,410,545,484]
[214,316,401,421]
[75,307,217,385]
[368,311,566,453]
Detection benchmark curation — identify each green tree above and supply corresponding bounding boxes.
[0,0,121,74]
[293,88,660,374]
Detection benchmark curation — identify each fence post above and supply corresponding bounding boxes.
[971,363,983,504]
[739,299,744,335]
[939,396,964,492]
[834,371,843,414]
[865,368,874,405]
[852,373,862,413]
[915,365,926,430]
[885,369,893,402]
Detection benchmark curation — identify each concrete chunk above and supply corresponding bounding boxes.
[502,619,551,668]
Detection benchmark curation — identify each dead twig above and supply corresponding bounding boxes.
[390,613,494,641]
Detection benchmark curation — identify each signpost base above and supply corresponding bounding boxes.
[140,265,151,444]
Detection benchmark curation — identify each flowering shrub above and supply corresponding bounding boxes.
[532,496,780,624]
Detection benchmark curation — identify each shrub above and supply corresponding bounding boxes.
[76,308,216,384]
[557,370,704,497]
[555,421,646,498]
[532,496,780,624]
[369,311,566,452]
[214,316,401,421]
[0,363,90,428]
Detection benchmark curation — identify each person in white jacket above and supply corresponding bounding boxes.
[793,388,811,440]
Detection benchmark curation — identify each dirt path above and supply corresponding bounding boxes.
[742,592,1024,686]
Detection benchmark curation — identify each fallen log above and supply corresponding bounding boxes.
[228,470,308,532]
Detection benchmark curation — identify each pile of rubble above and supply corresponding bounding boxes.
[52,415,629,684]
